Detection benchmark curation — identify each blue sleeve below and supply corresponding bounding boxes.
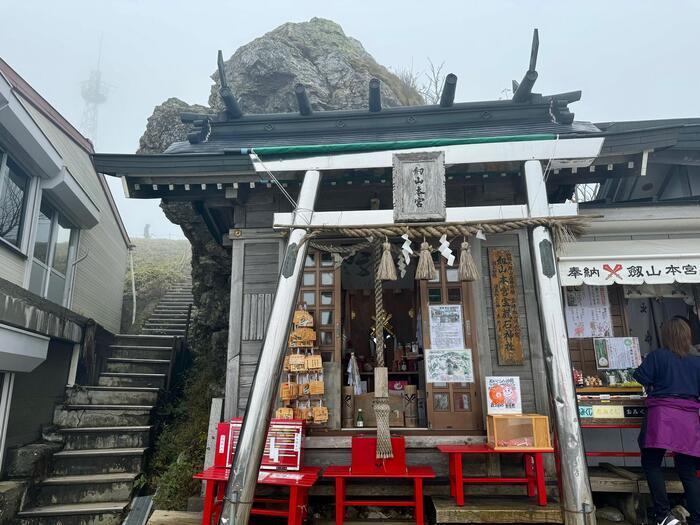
[633,351,656,388]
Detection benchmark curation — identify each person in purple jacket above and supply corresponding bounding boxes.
[633,317,700,525]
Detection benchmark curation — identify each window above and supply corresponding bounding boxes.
[28,199,77,305]
[0,153,29,248]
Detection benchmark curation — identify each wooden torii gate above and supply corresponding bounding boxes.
[219,137,603,525]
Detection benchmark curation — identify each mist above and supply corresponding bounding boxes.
[2,0,699,239]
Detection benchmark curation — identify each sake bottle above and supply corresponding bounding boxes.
[356,409,364,428]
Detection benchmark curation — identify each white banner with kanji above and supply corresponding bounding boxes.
[558,239,700,286]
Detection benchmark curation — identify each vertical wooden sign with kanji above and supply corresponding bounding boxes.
[393,151,446,222]
[488,249,523,365]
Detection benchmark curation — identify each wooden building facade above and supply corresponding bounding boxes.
[93,45,700,521]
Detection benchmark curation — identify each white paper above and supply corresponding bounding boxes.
[485,376,522,415]
[593,337,642,370]
[428,304,465,349]
[268,437,279,462]
[425,348,474,383]
[564,285,613,338]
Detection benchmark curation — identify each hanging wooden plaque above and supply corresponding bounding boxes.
[309,380,325,396]
[312,406,329,423]
[288,353,308,372]
[276,407,294,419]
[293,310,314,327]
[393,151,446,222]
[305,354,323,371]
[488,249,524,365]
[288,327,316,348]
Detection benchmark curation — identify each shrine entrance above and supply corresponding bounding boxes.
[294,244,484,433]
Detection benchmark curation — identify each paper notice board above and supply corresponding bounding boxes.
[593,337,641,370]
[564,285,613,338]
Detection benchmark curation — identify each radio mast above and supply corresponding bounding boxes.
[80,39,108,145]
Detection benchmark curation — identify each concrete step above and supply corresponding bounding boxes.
[60,426,152,450]
[51,448,146,476]
[142,328,186,336]
[144,322,187,329]
[157,300,192,305]
[114,334,174,347]
[17,501,129,525]
[98,373,166,388]
[144,321,187,328]
[109,345,172,360]
[431,496,563,524]
[33,473,138,505]
[148,312,190,319]
[54,405,152,428]
[65,386,158,406]
[105,357,170,375]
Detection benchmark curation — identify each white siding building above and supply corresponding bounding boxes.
[0,57,129,471]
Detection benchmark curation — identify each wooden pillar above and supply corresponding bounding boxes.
[225,238,245,420]
[524,160,595,525]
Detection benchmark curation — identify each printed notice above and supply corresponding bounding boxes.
[428,304,464,349]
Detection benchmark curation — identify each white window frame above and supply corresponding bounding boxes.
[0,147,41,261]
[27,198,79,307]
[0,149,32,254]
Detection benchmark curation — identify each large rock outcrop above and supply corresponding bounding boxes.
[138,17,424,378]
[209,17,423,114]
[140,18,423,509]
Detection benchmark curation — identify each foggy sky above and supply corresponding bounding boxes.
[2,1,699,239]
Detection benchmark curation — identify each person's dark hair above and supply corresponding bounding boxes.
[661,318,692,358]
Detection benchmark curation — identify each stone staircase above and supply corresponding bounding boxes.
[16,281,193,525]
[141,283,194,337]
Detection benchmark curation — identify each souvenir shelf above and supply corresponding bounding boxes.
[277,308,329,426]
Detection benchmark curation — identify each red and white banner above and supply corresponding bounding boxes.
[558,239,700,286]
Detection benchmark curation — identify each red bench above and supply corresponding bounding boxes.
[194,466,320,525]
[437,444,554,507]
[193,418,320,525]
[323,435,436,525]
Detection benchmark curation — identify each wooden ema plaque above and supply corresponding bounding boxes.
[288,327,316,348]
[288,353,308,372]
[293,310,314,327]
[488,249,523,365]
[276,407,294,419]
[305,354,323,371]
[214,418,304,470]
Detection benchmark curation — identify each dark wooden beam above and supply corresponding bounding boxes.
[439,74,457,108]
[218,50,243,119]
[368,78,381,112]
[512,29,539,103]
[295,84,312,116]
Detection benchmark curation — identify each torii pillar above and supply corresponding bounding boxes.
[219,170,321,525]
[524,160,595,525]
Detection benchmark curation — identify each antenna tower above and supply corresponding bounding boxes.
[80,38,108,145]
